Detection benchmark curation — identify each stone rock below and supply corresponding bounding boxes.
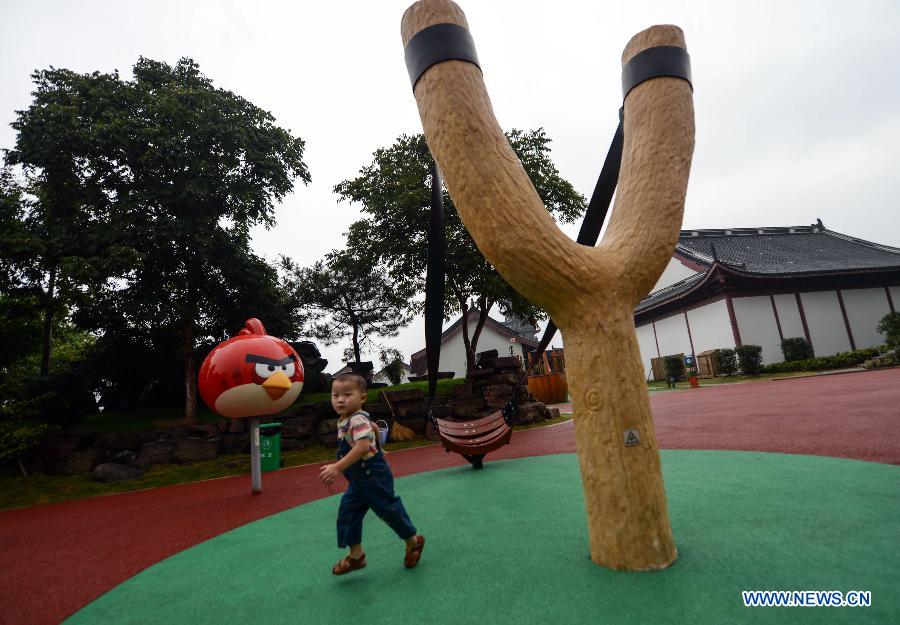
[191,424,222,438]
[381,389,424,403]
[280,416,317,438]
[320,432,338,446]
[52,448,102,475]
[216,418,230,433]
[475,349,499,365]
[219,433,249,454]
[108,450,139,464]
[63,426,97,446]
[36,438,80,463]
[452,398,486,419]
[489,373,519,386]
[174,437,219,463]
[513,386,532,402]
[313,401,337,418]
[490,356,524,371]
[452,383,474,401]
[548,407,561,419]
[483,384,513,409]
[404,418,427,435]
[429,405,452,419]
[136,430,163,445]
[318,418,339,435]
[515,402,550,425]
[227,418,246,434]
[394,400,425,418]
[365,402,391,417]
[137,441,176,466]
[465,369,494,381]
[403,406,426,420]
[93,463,144,483]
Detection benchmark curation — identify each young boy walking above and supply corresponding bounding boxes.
[319,373,425,575]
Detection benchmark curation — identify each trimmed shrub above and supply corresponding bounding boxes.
[736,345,763,375]
[716,348,738,376]
[877,312,900,348]
[761,346,884,374]
[663,355,685,381]
[781,337,813,361]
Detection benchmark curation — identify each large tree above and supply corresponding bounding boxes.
[5,69,130,376]
[87,57,310,421]
[6,58,310,421]
[282,247,412,365]
[335,130,585,372]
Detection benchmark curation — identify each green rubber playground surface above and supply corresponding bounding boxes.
[66,451,898,625]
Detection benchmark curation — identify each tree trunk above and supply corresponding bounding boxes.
[182,319,197,422]
[470,297,490,358]
[456,294,476,373]
[40,265,57,376]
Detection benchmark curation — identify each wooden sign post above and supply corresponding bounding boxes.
[401,0,694,570]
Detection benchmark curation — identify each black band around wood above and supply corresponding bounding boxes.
[405,23,481,90]
[621,45,692,100]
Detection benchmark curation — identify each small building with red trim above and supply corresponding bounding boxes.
[635,221,900,377]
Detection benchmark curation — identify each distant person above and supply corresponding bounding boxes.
[319,372,425,574]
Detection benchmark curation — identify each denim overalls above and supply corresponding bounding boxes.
[335,413,417,548]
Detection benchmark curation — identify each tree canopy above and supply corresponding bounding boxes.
[282,248,413,365]
[334,130,584,371]
[3,58,311,421]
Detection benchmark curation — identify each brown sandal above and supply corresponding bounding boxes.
[404,535,425,569]
[332,553,366,575]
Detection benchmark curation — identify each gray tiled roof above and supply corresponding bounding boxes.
[635,272,707,313]
[675,225,900,275]
[635,223,900,314]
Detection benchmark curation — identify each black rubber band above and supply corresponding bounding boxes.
[621,45,692,100]
[405,23,481,91]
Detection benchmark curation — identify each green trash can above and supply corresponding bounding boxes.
[259,422,283,472]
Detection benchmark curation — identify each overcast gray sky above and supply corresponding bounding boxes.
[2,0,899,371]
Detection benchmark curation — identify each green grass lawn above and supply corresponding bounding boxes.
[0,413,572,510]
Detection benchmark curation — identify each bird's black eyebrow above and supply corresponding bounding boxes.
[245,354,297,366]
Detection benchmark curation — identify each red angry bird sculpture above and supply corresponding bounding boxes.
[198,318,304,418]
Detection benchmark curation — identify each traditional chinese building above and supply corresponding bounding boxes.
[634,221,900,377]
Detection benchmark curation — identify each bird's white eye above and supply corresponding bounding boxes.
[255,363,277,378]
[282,362,296,378]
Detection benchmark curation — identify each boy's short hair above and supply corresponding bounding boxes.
[332,372,368,393]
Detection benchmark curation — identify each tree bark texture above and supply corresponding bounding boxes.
[40,266,57,376]
[182,319,197,422]
[401,0,694,570]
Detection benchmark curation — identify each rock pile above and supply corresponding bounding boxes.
[14,352,559,482]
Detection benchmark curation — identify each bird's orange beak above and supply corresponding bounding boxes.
[262,371,292,400]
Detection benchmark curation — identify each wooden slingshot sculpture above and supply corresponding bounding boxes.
[401,0,694,570]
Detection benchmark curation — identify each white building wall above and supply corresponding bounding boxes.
[890,287,900,313]
[841,288,892,348]
[650,257,699,292]
[686,299,735,354]
[732,296,783,364]
[800,291,852,356]
[772,293,804,340]
[654,312,693,359]
[635,322,660,379]
[438,319,528,379]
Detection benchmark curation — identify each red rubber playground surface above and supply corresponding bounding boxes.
[2,368,898,625]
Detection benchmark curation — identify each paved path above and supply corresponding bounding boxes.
[1,368,897,625]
